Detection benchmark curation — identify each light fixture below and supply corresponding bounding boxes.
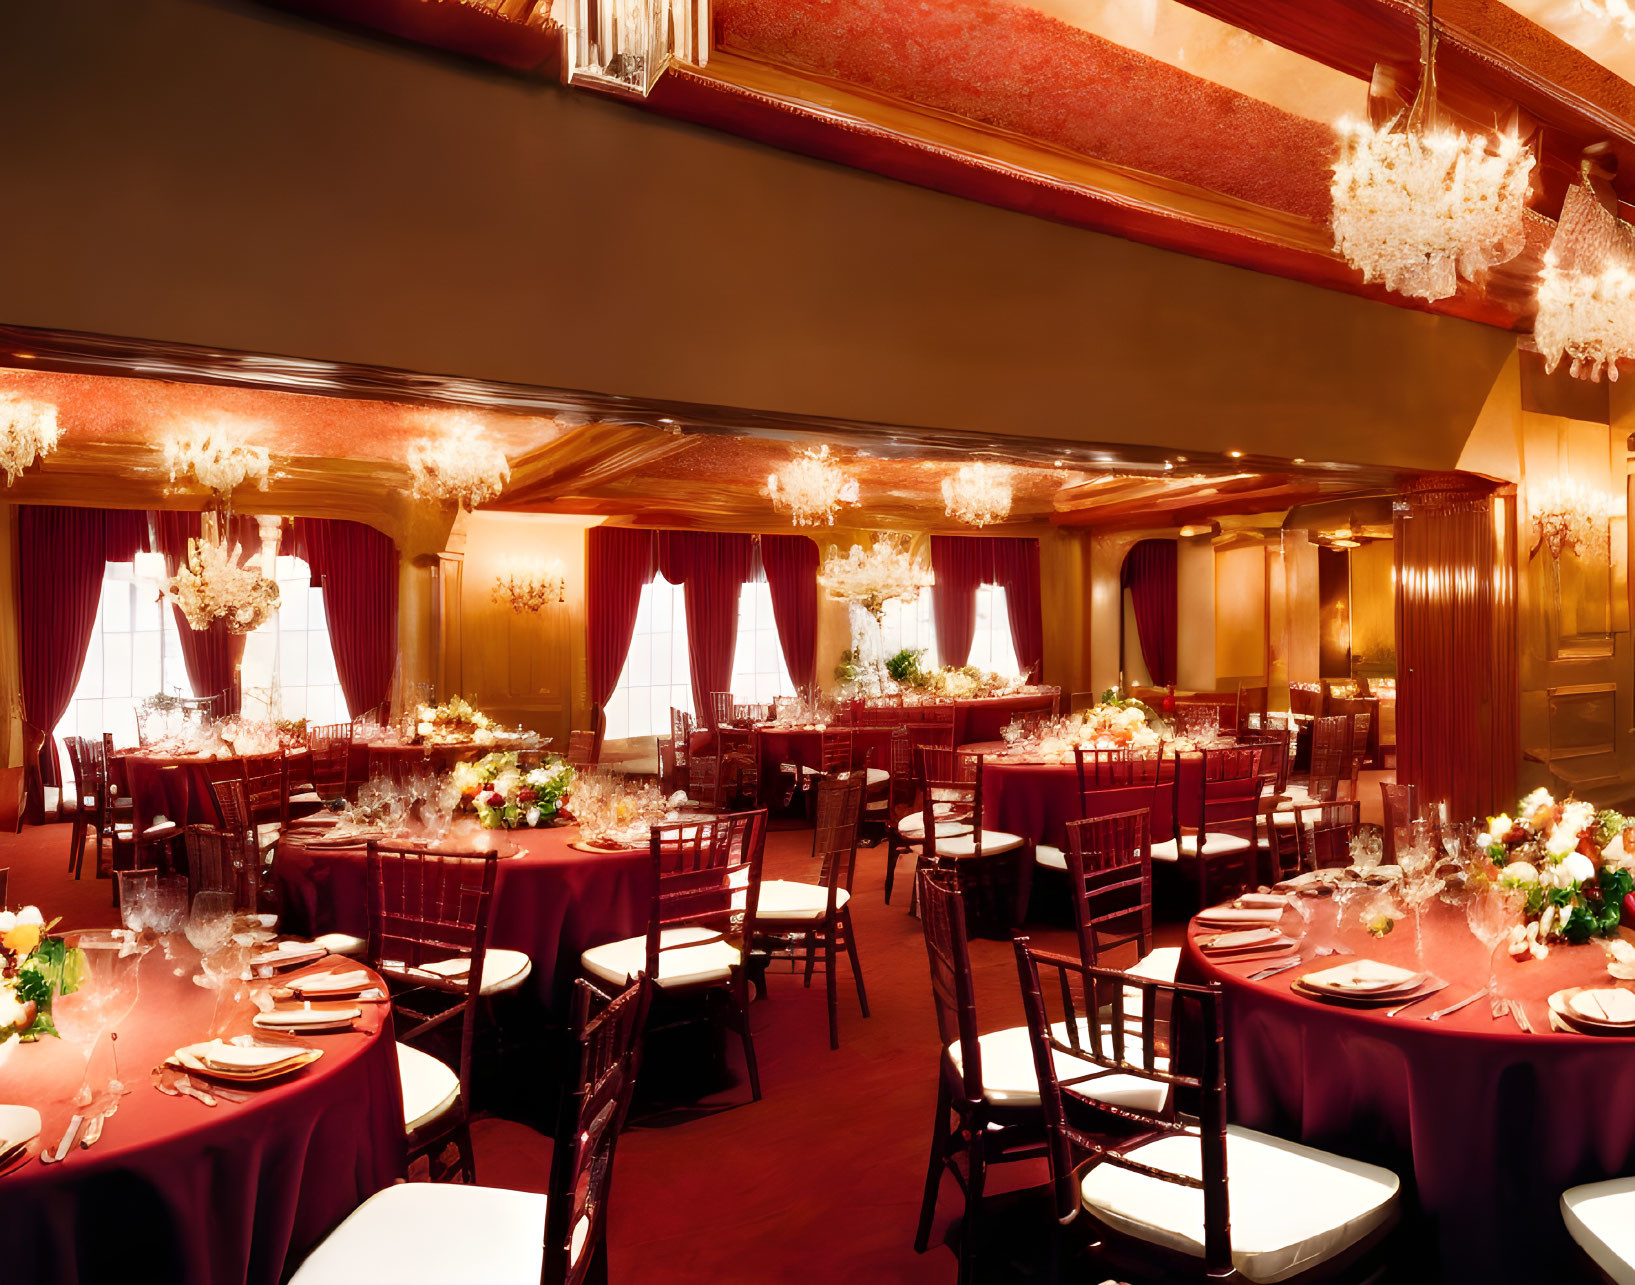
[560,0,708,98]
[1326,529,1363,549]
[408,414,511,509]
[1329,1,1534,301]
[1575,1,1635,37]
[1227,450,1243,459]
[1530,475,1620,560]
[764,444,860,526]
[163,513,280,634]
[0,392,62,486]
[1533,182,1635,383]
[491,562,567,613]
[818,536,934,624]
[162,419,272,499]
[941,462,1013,527]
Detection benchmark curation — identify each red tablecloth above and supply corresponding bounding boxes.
[1183,900,1635,1277]
[981,758,1079,847]
[114,750,307,827]
[7,942,403,1285]
[947,692,1057,744]
[273,826,651,1017]
[754,725,895,779]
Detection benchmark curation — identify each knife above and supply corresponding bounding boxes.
[1248,957,1305,981]
[78,1113,106,1150]
[47,1114,84,1164]
[1425,990,1485,1021]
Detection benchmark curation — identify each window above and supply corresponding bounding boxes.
[239,555,350,727]
[967,585,1022,678]
[604,575,795,741]
[875,589,938,668]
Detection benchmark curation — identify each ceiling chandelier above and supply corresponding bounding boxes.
[408,416,511,509]
[1533,182,1635,383]
[492,562,567,613]
[164,514,280,634]
[941,463,1013,527]
[1329,1,1534,302]
[764,444,860,526]
[1530,476,1619,560]
[818,536,934,623]
[162,421,272,499]
[0,393,62,486]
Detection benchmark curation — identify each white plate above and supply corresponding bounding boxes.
[0,1104,42,1150]
[288,969,372,995]
[1302,959,1422,994]
[1570,988,1635,1025]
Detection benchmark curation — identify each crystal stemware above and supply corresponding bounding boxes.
[117,869,158,935]
[52,930,145,1105]
[186,891,234,985]
[1466,885,1521,1013]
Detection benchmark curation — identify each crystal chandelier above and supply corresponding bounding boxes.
[491,563,567,613]
[941,463,1013,527]
[1330,2,1534,302]
[164,516,281,633]
[408,416,511,509]
[1530,476,1619,560]
[764,444,860,526]
[163,422,271,499]
[0,393,62,486]
[818,536,934,623]
[1533,183,1635,383]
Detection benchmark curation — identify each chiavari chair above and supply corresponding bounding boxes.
[301,722,355,806]
[1061,804,1177,970]
[242,751,290,848]
[1297,715,1350,805]
[367,841,504,1182]
[1294,799,1362,873]
[756,773,870,1049]
[182,823,259,910]
[290,974,654,1285]
[1158,746,1262,907]
[565,731,597,770]
[884,718,958,904]
[1380,780,1419,864]
[110,755,183,902]
[1013,937,1401,1282]
[1034,761,1163,876]
[1343,710,1373,800]
[709,690,735,731]
[64,736,116,880]
[656,737,682,795]
[581,809,768,1101]
[908,747,1025,936]
[713,725,761,810]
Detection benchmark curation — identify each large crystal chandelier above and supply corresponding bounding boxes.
[1533,182,1635,382]
[164,515,280,634]
[941,463,1013,527]
[818,536,934,623]
[765,444,860,526]
[0,393,62,486]
[1530,476,1619,560]
[163,421,272,499]
[1330,1,1534,302]
[408,415,511,509]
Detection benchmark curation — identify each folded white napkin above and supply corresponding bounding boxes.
[289,969,370,994]
[1570,989,1635,1024]
[1196,906,1285,927]
[1303,959,1419,992]
[255,1005,362,1028]
[1237,893,1289,909]
[188,1039,307,1071]
[1201,927,1283,952]
[252,942,326,967]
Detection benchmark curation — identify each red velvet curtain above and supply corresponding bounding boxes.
[18,506,147,802]
[293,517,399,719]
[657,531,756,716]
[154,511,260,716]
[1120,538,1178,687]
[587,527,658,736]
[759,534,818,693]
[1395,477,1518,821]
[930,535,1044,678]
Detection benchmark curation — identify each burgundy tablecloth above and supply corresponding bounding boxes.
[754,726,895,779]
[1183,900,1635,1277]
[948,692,1057,744]
[274,826,651,1017]
[981,759,1079,847]
[114,750,307,827]
[7,942,403,1285]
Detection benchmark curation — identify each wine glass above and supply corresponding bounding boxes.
[186,891,234,985]
[149,876,189,967]
[52,931,144,1105]
[200,939,251,1038]
[118,869,158,935]
[1466,885,1521,1015]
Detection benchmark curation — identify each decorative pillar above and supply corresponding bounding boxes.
[1395,474,1519,820]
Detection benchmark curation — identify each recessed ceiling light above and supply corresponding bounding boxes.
[1176,455,1188,463]
[1227,450,1243,459]
[1292,457,1306,464]
[1163,460,1174,471]
[1179,525,1197,537]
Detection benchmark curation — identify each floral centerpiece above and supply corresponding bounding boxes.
[1475,787,1635,948]
[414,696,494,745]
[451,752,576,829]
[1070,692,1163,749]
[0,907,79,1054]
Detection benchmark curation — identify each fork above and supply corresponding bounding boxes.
[1510,1001,1535,1033]
[1386,978,1447,1017]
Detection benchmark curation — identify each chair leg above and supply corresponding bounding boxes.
[68,815,86,878]
[452,1121,477,1185]
[841,907,869,1019]
[914,1075,952,1253]
[884,838,899,905]
[802,933,817,989]
[825,931,839,1050]
[733,981,762,1102]
[959,1131,987,1285]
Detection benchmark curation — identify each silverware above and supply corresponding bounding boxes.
[1248,957,1304,981]
[1386,979,1448,1018]
[1426,991,1485,1021]
[171,1074,218,1108]
[180,1073,247,1104]
[41,1114,84,1164]
[78,1113,106,1150]
[1511,1001,1534,1033]
[0,1140,28,1171]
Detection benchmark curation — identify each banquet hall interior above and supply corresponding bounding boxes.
[16,1,1635,1283]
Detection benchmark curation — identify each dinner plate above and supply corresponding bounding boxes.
[1547,987,1635,1035]
[1289,975,1439,1008]
[569,839,645,854]
[172,1042,324,1082]
[251,942,329,970]
[1196,907,1286,929]
[1198,927,1285,952]
[0,1104,42,1156]
[1299,959,1424,996]
[286,969,373,996]
[253,1005,362,1033]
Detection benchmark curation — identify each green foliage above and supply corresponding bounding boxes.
[834,649,863,683]
[12,939,81,1041]
[885,648,928,685]
[1596,810,1630,848]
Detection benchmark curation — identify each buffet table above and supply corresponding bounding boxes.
[5,944,403,1285]
[1183,900,1635,1277]
[273,826,651,1017]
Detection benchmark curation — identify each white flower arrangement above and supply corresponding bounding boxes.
[165,532,280,634]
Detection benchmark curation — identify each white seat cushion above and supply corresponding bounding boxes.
[1080,1124,1399,1283]
[1563,1177,1635,1285]
[289,1181,555,1285]
[932,830,1025,859]
[581,925,738,990]
[753,879,848,923]
[864,767,889,788]
[947,1021,1170,1113]
[288,790,325,805]
[1127,947,1180,984]
[396,1041,460,1135]
[383,949,533,997]
[1150,833,1253,863]
[896,813,971,840]
[1035,844,1067,872]
[314,932,367,958]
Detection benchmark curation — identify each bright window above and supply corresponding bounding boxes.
[239,555,350,727]
[604,575,794,740]
[876,589,938,668]
[875,584,1021,677]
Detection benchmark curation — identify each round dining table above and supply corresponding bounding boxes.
[1183,898,1635,1278]
[5,940,403,1285]
[273,825,652,1019]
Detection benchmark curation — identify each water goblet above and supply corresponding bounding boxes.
[52,930,144,1104]
[117,869,159,936]
[186,891,234,985]
[150,876,190,968]
[1466,885,1521,1013]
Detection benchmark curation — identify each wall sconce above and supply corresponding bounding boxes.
[1530,476,1619,560]
[492,562,567,613]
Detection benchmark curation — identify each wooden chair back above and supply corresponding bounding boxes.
[243,752,288,829]
[1063,809,1153,967]
[1295,800,1362,871]
[567,731,597,770]
[709,691,734,731]
[1012,937,1228,1272]
[307,723,354,800]
[1380,780,1419,862]
[917,866,985,1103]
[819,728,856,774]
[1344,711,1372,796]
[1307,715,1349,802]
[182,825,259,910]
[812,773,866,911]
[646,809,767,978]
[544,976,655,1285]
[917,747,990,857]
